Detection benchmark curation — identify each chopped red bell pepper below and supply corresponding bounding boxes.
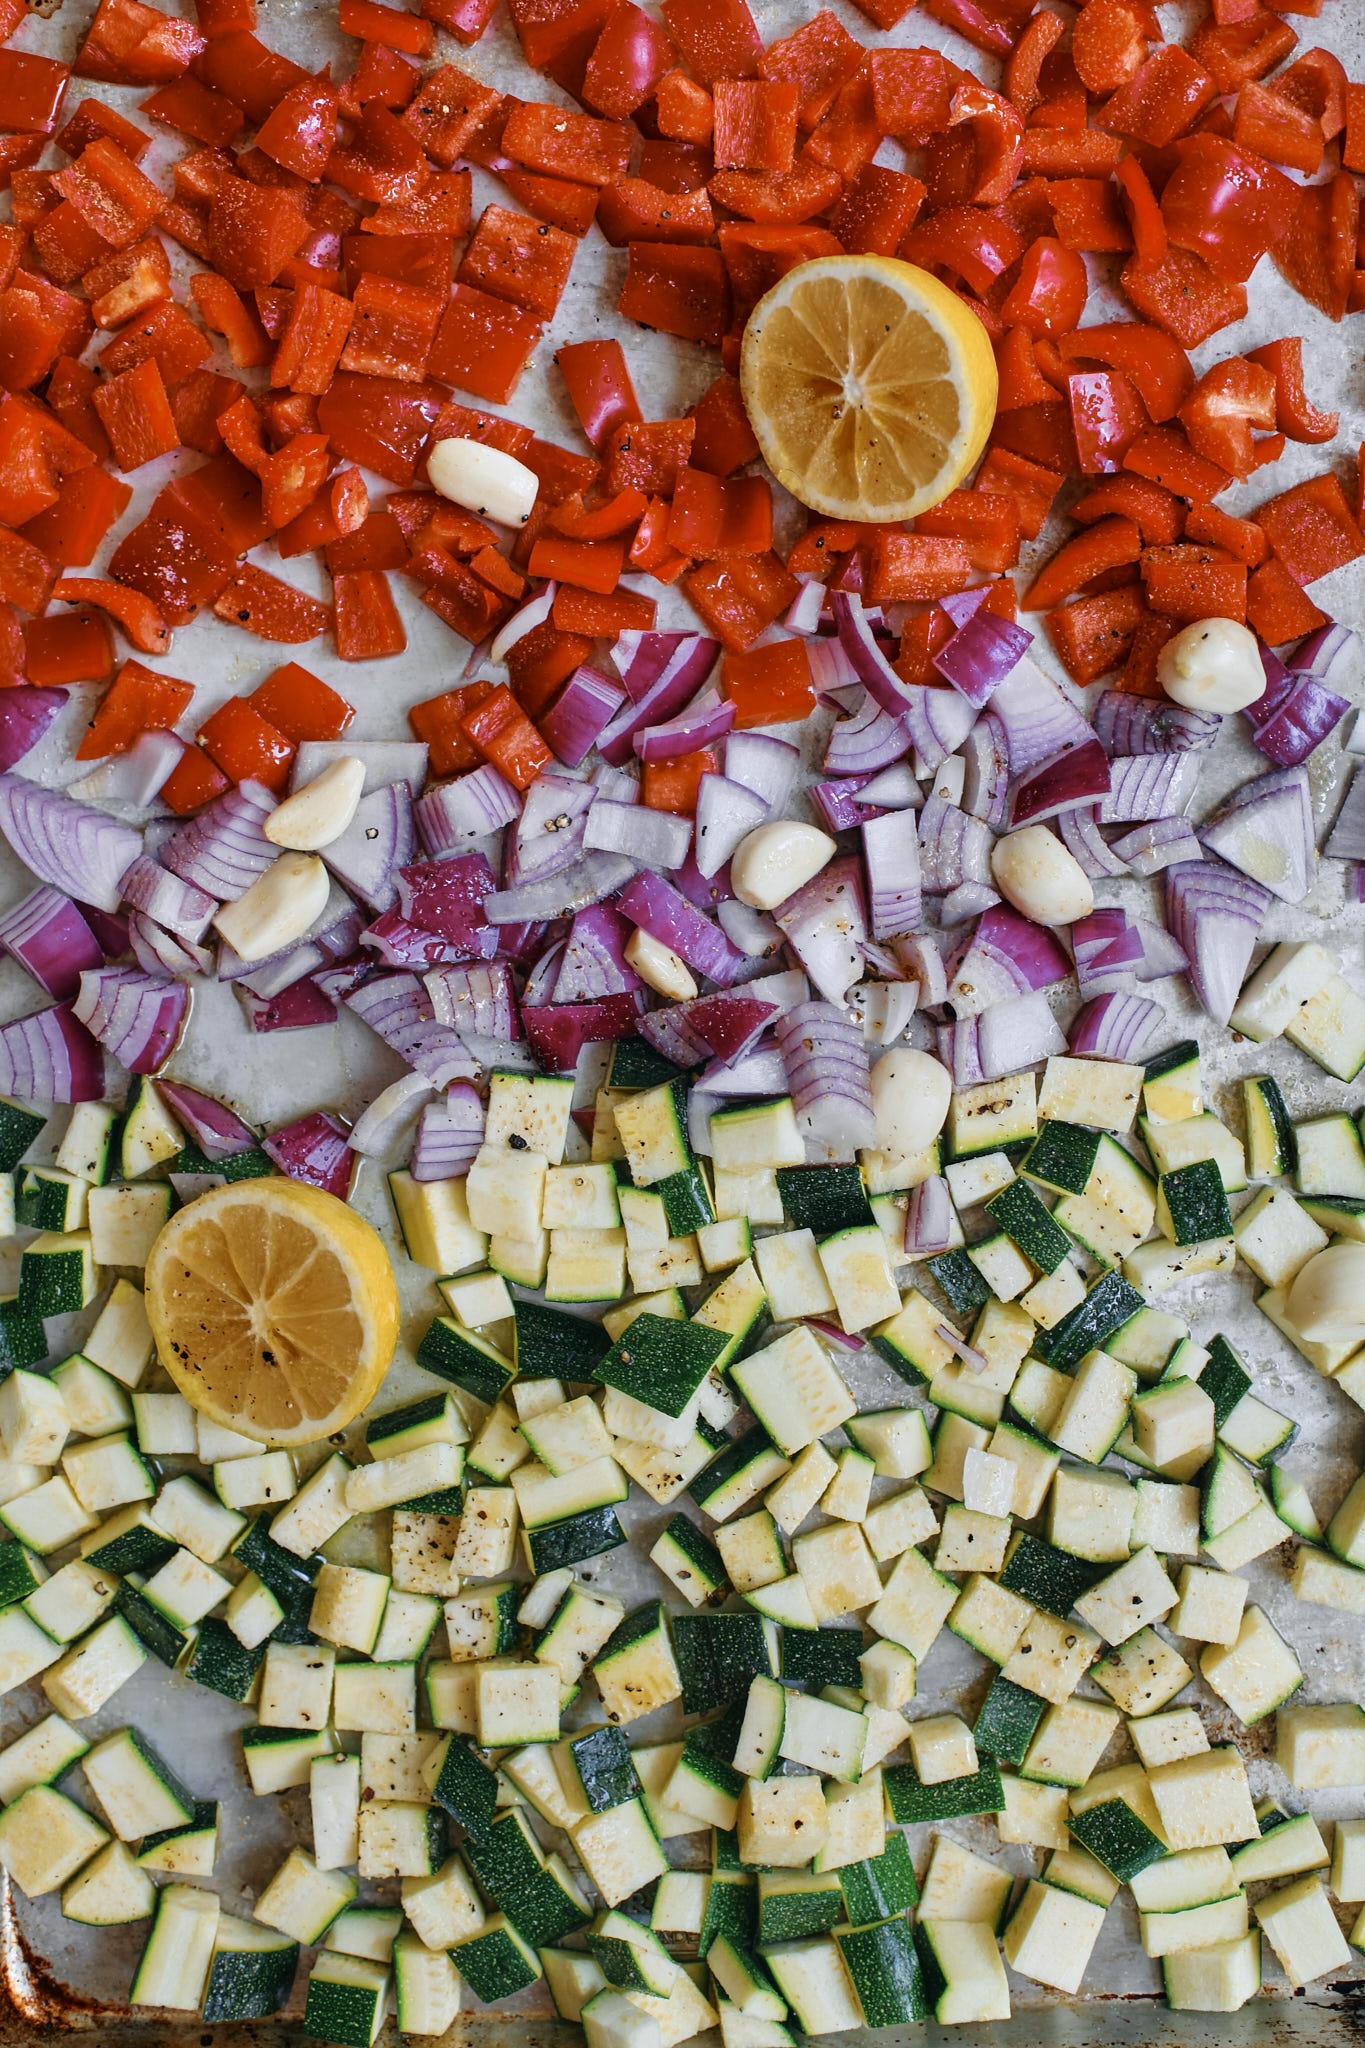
[1245,555,1329,644]
[758,10,861,130]
[603,420,696,497]
[712,79,798,173]
[160,742,230,814]
[1140,543,1247,622]
[867,534,973,604]
[1123,422,1231,503]
[628,497,690,583]
[1177,357,1280,478]
[324,508,409,574]
[340,272,445,381]
[247,661,353,742]
[1020,129,1125,176]
[141,72,245,146]
[656,68,714,141]
[900,205,1022,298]
[553,339,641,454]
[1071,0,1150,95]
[999,236,1088,337]
[596,177,715,248]
[409,681,494,775]
[548,489,647,541]
[1183,501,1269,566]
[1161,135,1298,284]
[19,466,132,566]
[1233,78,1322,173]
[830,163,925,255]
[553,583,656,633]
[1057,321,1194,425]
[0,50,70,135]
[1046,583,1147,683]
[687,372,760,478]
[1246,335,1338,443]
[207,175,309,288]
[618,243,730,346]
[333,565,407,656]
[1191,14,1296,96]
[1272,172,1358,323]
[1068,369,1151,474]
[460,681,553,789]
[426,281,542,404]
[667,470,772,557]
[506,622,595,717]
[1072,472,1184,545]
[972,446,1064,539]
[914,491,1020,573]
[77,656,193,758]
[709,161,843,224]
[716,638,814,729]
[1005,9,1063,117]
[1099,46,1218,146]
[989,400,1079,475]
[893,607,956,686]
[681,552,794,651]
[273,284,356,394]
[659,0,760,85]
[1120,245,1248,345]
[641,746,715,814]
[527,532,626,592]
[1023,514,1143,610]
[1048,177,1131,254]
[457,202,577,320]
[214,562,330,642]
[24,609,116,685]
[1254,471,1365,586]
[501,99,632,184]
[1114,155,1166,268]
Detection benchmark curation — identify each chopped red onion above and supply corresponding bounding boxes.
[849,979,919,1045]
[936,1018,984,1086]
[489,581,556,663]
[1130,916,1188,981]
[901,687,978,774]
[613,629,701,702]
[1200,764,1314,904]
[82,905,131,958]
[264,1110,356,1198]
[293,740,427,799]
[635,684,734,763]
[362,913,478,969]
[1165,858,1270,1025]
[486,851,639,926]
[695,773,768,880]
[554,903,641,1005]
[1098,753,1200,824]
[591,760,639,804]
[862,810,922,943]
[521,989,645,1072]
[424,961,518,1041]
[716,898,782,958]
[901,1175,955,1254]
[1009,738,1112,827]
[119,855,217,942]
[959,712,1009,828]
[412,1082,485,1181]
[396,854,499,957]
[73,966,189,1074]
[1058,804,1129,879]
[831,591,915,716]
[615,871,745,985]
[349,1072,437,1155]
[319,781,415,913]
[1248,672,1350,767]
[895,933,947,1007]
[806,637,861,698]
[938,587,993,628]
[0,687,67,773]
[70,730,183,808]
[859,763,921,809]
[311,954,373,1005]
[1070,991,1166,1060]
[158,1080,257,1160]
[415,766,520,856]
[696,1043,790,1096]
[537,665,624,767]
[162,779,277,902]
[507,773,594,886]
[941,880,1000,926]
[584,798,691,870]
[810,775,885,835]
[1325,766,1365,862]
[238,979,340,1032]
[523,938,566,1007]
[1093,691,1220,757]
[977,989,1067,1075]
[824,693,913,776]
[1073,910,1145,996]
[598,636,720,766]
[0,773,144,916]
[917,795,993,892]
[0,1002,104,1102]
[1110,817,1203,876]
[346,974,479,1088]
[639,1005,708,1067]
[725,731,800,813]
[129,914,213,980]
[772,855,868,1007]
[936,1321,988,1371]
[933,609,1032,708]
[1286,622,1354,688]
[0,888,104,1000]
[946,905,1072,1019]
[990,658,1094,775]
[774,999,876,1151]
[782,580,826,635]
[665,992,778,1066]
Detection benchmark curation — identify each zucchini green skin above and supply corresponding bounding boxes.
[174,1142,273,1181]
[428,1735,500,1838]
[927,1248,992,1314]
[113,1583,188,1667]
[986,1177,1072,1273]
[838,1832,921,1923]
[672,1612,775,1714]
[1201,1336,1254,1427]
[657,1161,715,1236]
[202,1942,298,2023]
[973,1674,1047,1766]
[884,1758,1004,1823]
[513,1299,611,1379]
[1023,1121,1103,1196]
[780,1625,862,1691]
[596,1313,728,1418]
[0,1099,46,1175]
[654,1513,726,1600]
[400,1485,464,1516]
[1243,1076,1297,1177]
[835,1916,928,2026]
[1033,1271,1144,1372]
[416,1317,514,1405]
[1145,1038,1200,1084]
[776,1165,873,1235]
[303,1974,383,2047]
[184,1620,265,1702]
[232,1516,322,1597]
[565,1724,640,1812]
[609,1038,681,1090]
[1159,1159,1232,1244]
[365,1392,449,1450]
[525,1506,626,1575]
[700,1873,756,1955]
[0,1297,45,1376]
[466,1820,589,1947]
[690,1425,779,1514]
[1070,1799,1167,1882]
[757,1878,843,1943]
[140,1799,218,1859]
[999,1533,1102,1618]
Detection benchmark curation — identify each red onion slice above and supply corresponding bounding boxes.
[831,590,915,716]
[293,741,427,799]
[119,855,218,942]
[1325,766,1365,862]
[862,810,922,943]
[1093,690,1221,757]
[412,1082,485,1181]
[584,798,690,870]
[396,854,499,957]
[1111,817,1203,876]
[238,980,339,1033]
[725,731,800,813]
[321,781,414,913]
[158,1080,257,1160]
[615,871,745,985]
[1165,857,1270,1025]
[695,774,769,881]
[489,581,556,663]
[1199,765,1314,905]
[554,903,641,1005]
[521,990,645,1072]
[613,629,701,702]
[1058,805,1129,879]
[73,966,190,1074]
[597,636,720,766]
[0,1002,105,1102]
[537,665,625,768]
[346,973,479,1088]
[696,1043,790,1096]
[0,774,145,916]
[264,1111,356,1198]
[946,905,1071,1019]
[990,658,1095,776]
[903,1177,956,1255]
[824,692,914,776]
[810,775,885,835]
[896,933,948,1007]
[70,730,182,807]
[936,1321,988,1371]
[941,880,1000,926]
[772,856,868,1007]
[362,913,479,970]
[162,780,277,902]
[1070,991,1166,1060]
[976,990,1066,1076]
[901,687,978,774]
[775,998,876,1152]
[634,684,735,763]
[932,610,1032,709]
[0,888,104,1000]
[129,915,213,980]
[424,962,519,1041]
[917,795,993,892]
[1009,738,1112,827]
[486,851,639,925]
[959,712,1009,828]
[1098,753,1200,823]
[0,688,67,774]
[349,1072,437,1156]
[415,765,521,856]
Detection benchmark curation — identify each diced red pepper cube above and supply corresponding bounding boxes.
[247,661,354,741]
[197,692,294,789]
[457,202,577,320]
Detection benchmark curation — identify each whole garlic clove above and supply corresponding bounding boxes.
[1157,617,1266,714]
[991,825,1094,925]
[214,852,330,963]
[1287,1243,1365,1344]
[731,821,836,912]
[264,757,366,851]
[427,438,538,528]
[870,1047,952,1156]
[624,927,697,1002]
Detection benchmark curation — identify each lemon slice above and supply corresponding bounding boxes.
[739,255,999,522]
[145,1181,401,1448]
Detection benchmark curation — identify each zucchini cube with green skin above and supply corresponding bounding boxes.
[0,1783,109,1897]
[884,1755,1004,1824]
[835,1915,928,2026]
[0,1607,60,1693]
[738,1775,829,1867]
[562,1724,641,1813]
[44,1613,146,1719]
[18,1231,98,1318]
[731,1328,855,1457]
[1004,1878,1106,1994]
[650,1513,728,1609]
[593,1601,682,1727]
[1243,1074,1296,1178]
[61,1837,156,1926]
[0,1714,89,1803]
[1033,1269,1144,1372]
[870,1290,960,1388]
[303,1952,390,2047]
[1156,1157,1233,1245]
[202,1918,299,2024]
[132,1883,221,2012]
[913,1919,1010,2024]
[574,1796,668,1906]
[710,1098,806,1173]
[0,1096,46,1175]
[20,1166,89,1233]
[0,1371,68,1467]
[1285,972,1365,1082]
[138,1799,219,1877]
[597,1312,729,1420]
[256,1846,356,1944]
[1201,1605,1302,1725]
[588,1910,680,1995]
[1255,1876,1351,1987]
[973,1673,1045,1765]
[753,1229,835,1322]
[81,1726,194,1840]
[24,1555,123,1644]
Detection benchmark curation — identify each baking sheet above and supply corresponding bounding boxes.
[0,0,1364,2032]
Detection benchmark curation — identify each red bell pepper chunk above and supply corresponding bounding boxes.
[709,161,842,225]
[659,0,760,84]
[1246,336,1338,443]
[1114,611,1175,699]
[1233,78,1322,174]
[255,71,339,181]
[420,0,497,46]
[1177,357,1279,478]
[1140,543,1247,623]
[160,742,230,814]
[78,0,205,85]
[500,167,598,237]
[555,339,641,454]
[366,168,471,235]
[1005,9,1063,117]
[712,79,798,173]
[548,490,647,542]
[1068,369,1151,474]
[324,509,409,575]
[89,356,179,471]
[333,566,407,657]
[0,50,70,135]
[719,223,840,328]
[1245,555,1329,645]
[603,418,695,496]
[995,327,1057,412]
[758,10,860,131]
[989,400,1079,477]
[271,283,355,395]
[867,48,959,140]
[1114,155,1166,268]
[1071,0,1150,95]
[51,138,162,250]
[948,81,1023,204]
[340,272,445,382]
[1120,245,1248,346]
[501,99,632,184]
[999,236,1087,337]
[506,623,594,717]
[1254,472,1365,587]
[1123,422,1231,504]
[213,562,330,643]
[893,607,956,687]
[1272,172,1358,324]
[56,95,151,161]
[1161,135,1298,284]
[342,231,454,298]
[337,0,433,53]
[867,534,973,604]
[276,465,369,556]
[668,469,772,558]
[803,69,880,177]
[141,73,245,147]
[24,609,115,686]
[207,175,309,288]
[641,746,716,814]
[582,2,676,119]
[198,693,293,789]
[409,681,494,775]
[1049,177,1131,255]
[595,178,714,248]
[190,270,271,369]
[1046,584,1147,684]
[317,377,445,493]
[1183,501,1269,567]
[915,492,1022,574]
[457,202,577,321]
[629,498,690,584]
[77,657,194,758]
[973,447,1063,541]
[1072,473,1185,546]
[687,372,760,479]
[527,532,626,593]
[656,68,713,142]
[461,681,553,789]
[1345,82,1365,174]
[401,64,500,167]
[830,164,925,256]
[326,101,429,205]
[19,467,132,567]
[553,584,656,634]
[261,433,330,531]
[1023,515,1144,611]
[247,662,353,742]
[618,244,730,347]
[1019,130,1124,177]
[101,298,212,385]
[1099,45,1218,146]
[426,282,542,405]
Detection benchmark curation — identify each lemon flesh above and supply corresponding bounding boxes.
[145,1180,401,1448]
[740,255,998,522]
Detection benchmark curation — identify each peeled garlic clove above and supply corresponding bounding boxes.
[870,1047,952,1156]
[264,757,365,851]
[1287,1244,1365,1344]
[1157,617,1266,714]
[214,852,330,963]
[427,438,538,528]
[991,825,1094,925]
[731,821,836,912]
[624,927,697,1002]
